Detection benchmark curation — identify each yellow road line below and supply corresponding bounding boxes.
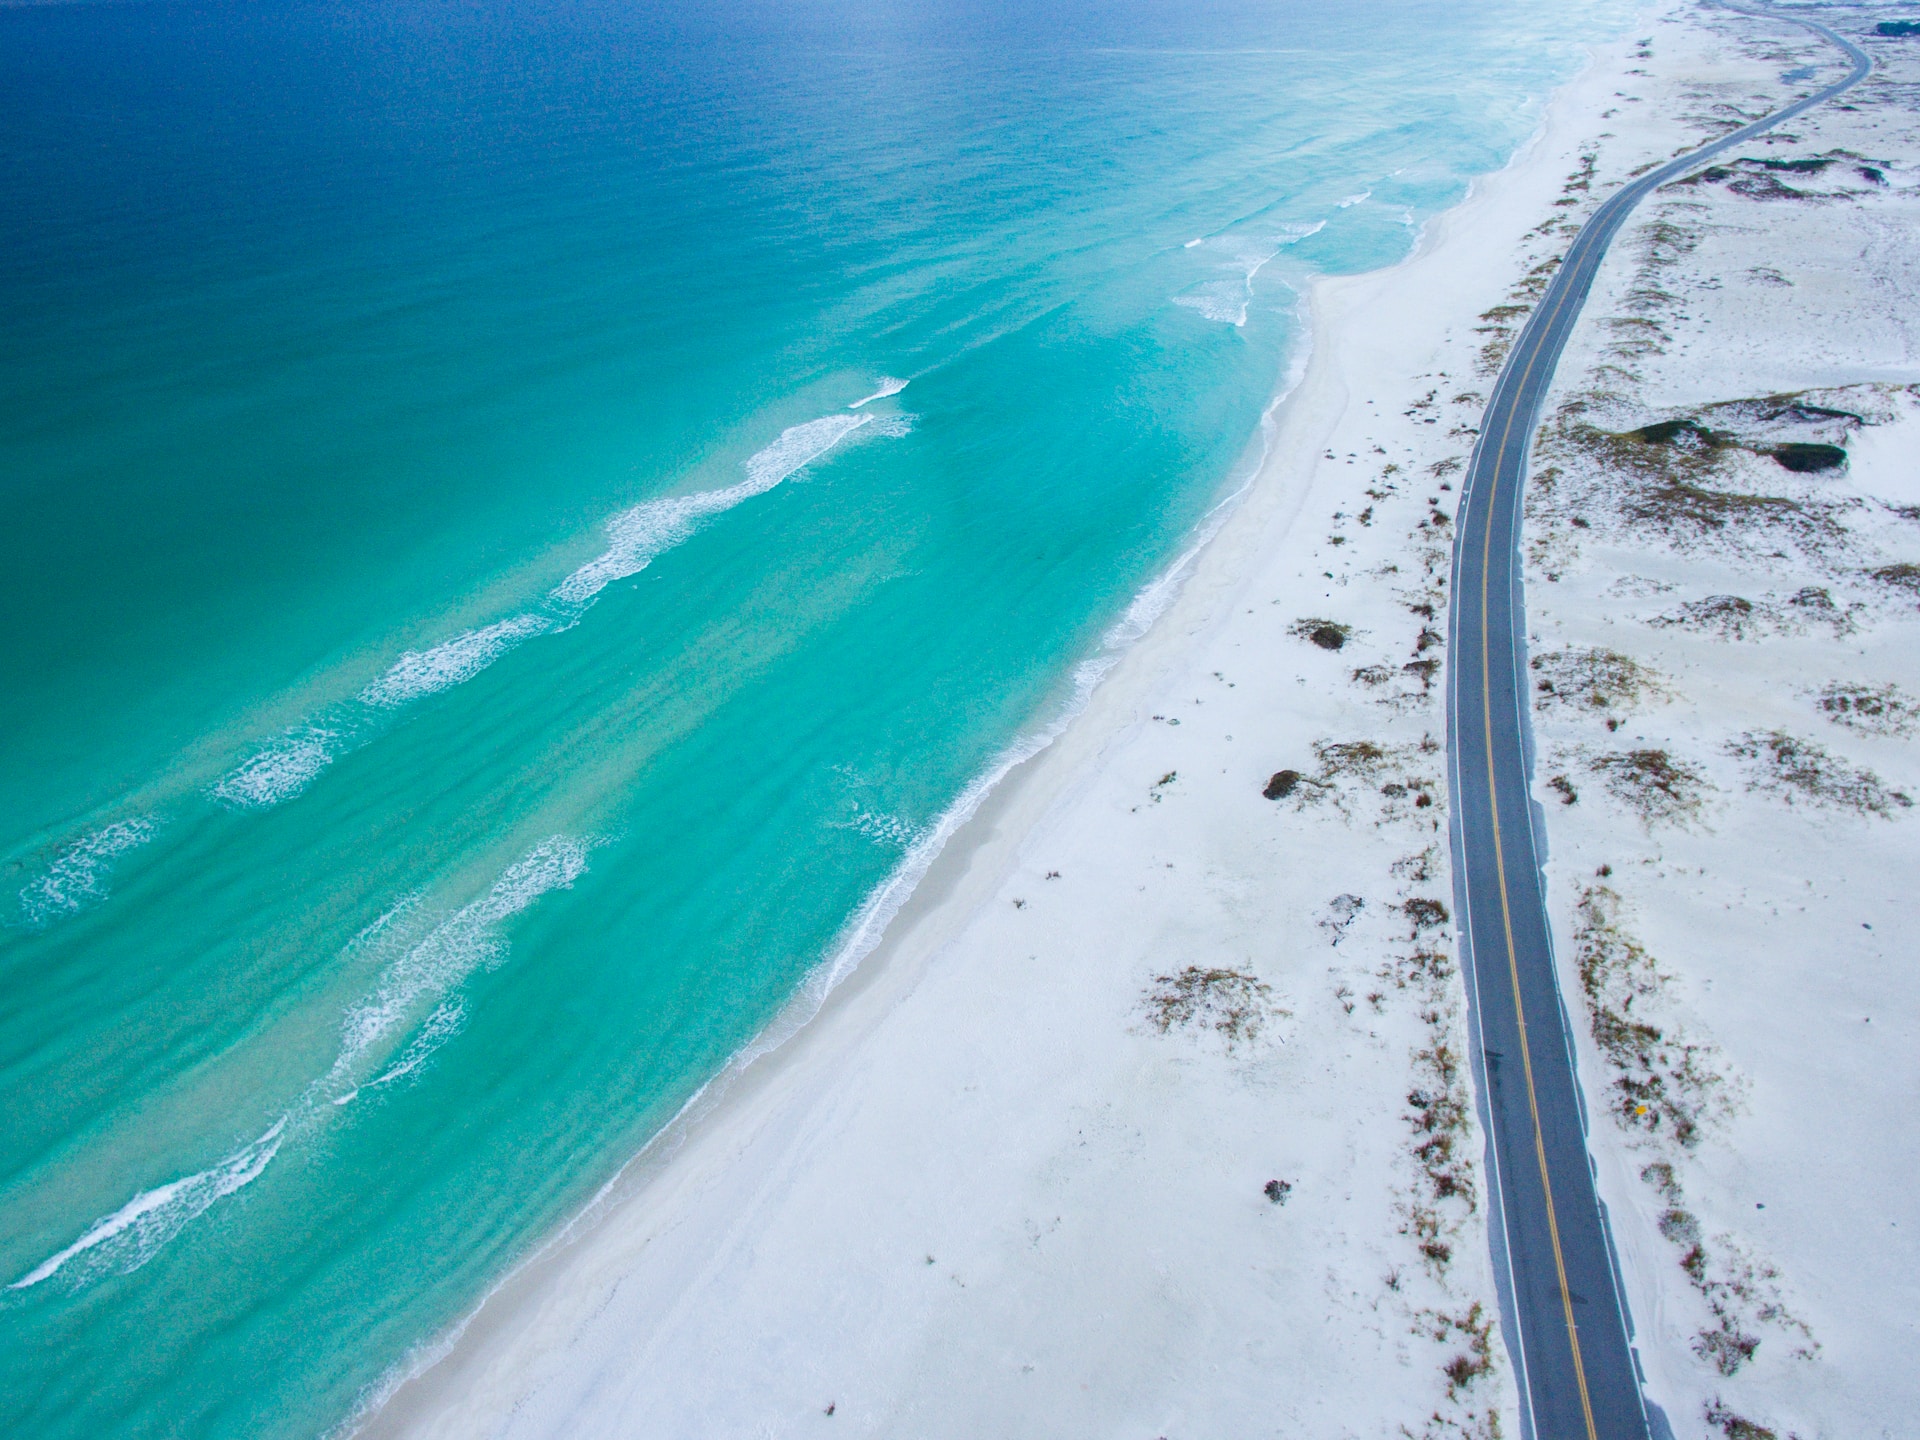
[1461,28,1869,1432]
[1473,244,1600,1440]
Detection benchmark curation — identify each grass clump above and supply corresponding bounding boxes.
[1291,617,1353,651]
[1317,738,1389,775]
[1815,681,1918,737]
[1141,966,1279,1050]
[1590,749,1712,825]
[1781,585,1858,634]
[1727,730,1911,816]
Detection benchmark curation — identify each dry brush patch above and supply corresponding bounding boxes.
[1531,646,1668,726]
[1406,1035,1476,1212]
[1542,415,1848,555]
[1573,886,1735,1149]
[1527,388,1920,567]
[1589,748,1714,827]
[1704,1397,1787,1440]
[1814,680,1919,736]
[1646,588,1857,641]
[1388,936,1502,1440]
[1727,729,1911,816]
[1263,736,1442,824]
[1642,1162,1816,1380]
[1139,965,1283,1051]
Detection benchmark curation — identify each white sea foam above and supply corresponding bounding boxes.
[1173,286,1252,325]
[13,839,586,1293]
[335,837,588,1076]
[359,998,468,1095]
[212,726,340,809]
[8,1119,287,1291]
[548,413,872,613]
[770,299,1308,1047]
[848,377,909,409]
[360,614,555,708]
[844,808,922,849]
[1174,225,1321,327]
[742,412,871,490]
[213,412,889,813]
[1337,188,1372,208]
[346,316,1317,1436]
[17,816,160,925]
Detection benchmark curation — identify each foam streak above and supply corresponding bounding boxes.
[212,414,880,810]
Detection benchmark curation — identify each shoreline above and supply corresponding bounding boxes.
[356,21,1652,1436]
[346,288,1316,1440]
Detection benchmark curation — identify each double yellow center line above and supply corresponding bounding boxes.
[1471,233,1601,1440]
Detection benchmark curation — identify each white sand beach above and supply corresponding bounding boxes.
[358,8,1920,1438]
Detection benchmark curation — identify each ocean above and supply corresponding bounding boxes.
[0,0,1622,1432]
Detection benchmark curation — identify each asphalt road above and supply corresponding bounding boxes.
[1444,13,1870,1440]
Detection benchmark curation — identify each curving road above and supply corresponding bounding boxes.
[1444,11,1870,1440]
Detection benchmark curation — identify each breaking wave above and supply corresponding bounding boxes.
[331,837,588,1079]
[1173,222,1325,327]
[16,816,161,926]
[10,836,588,1293]
[360,614,556,709]
[8,1120,287,1292]
[212,726,340,810]
[213,412,888,811]
[848,377,908,409]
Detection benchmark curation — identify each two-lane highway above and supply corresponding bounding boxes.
[1444,11,1870,1439]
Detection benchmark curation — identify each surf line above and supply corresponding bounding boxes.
[848,376,908,409]
[208,409,892,813]
[9,836,590,1293]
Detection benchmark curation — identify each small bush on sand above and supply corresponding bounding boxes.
[1262,769,1308,800]
[1291,617,1354,651]
[1728,729,1911,816]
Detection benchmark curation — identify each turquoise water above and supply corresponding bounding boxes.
[0,1,1622,1433]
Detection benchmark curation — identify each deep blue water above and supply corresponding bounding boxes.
[0,1,1622,1433]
